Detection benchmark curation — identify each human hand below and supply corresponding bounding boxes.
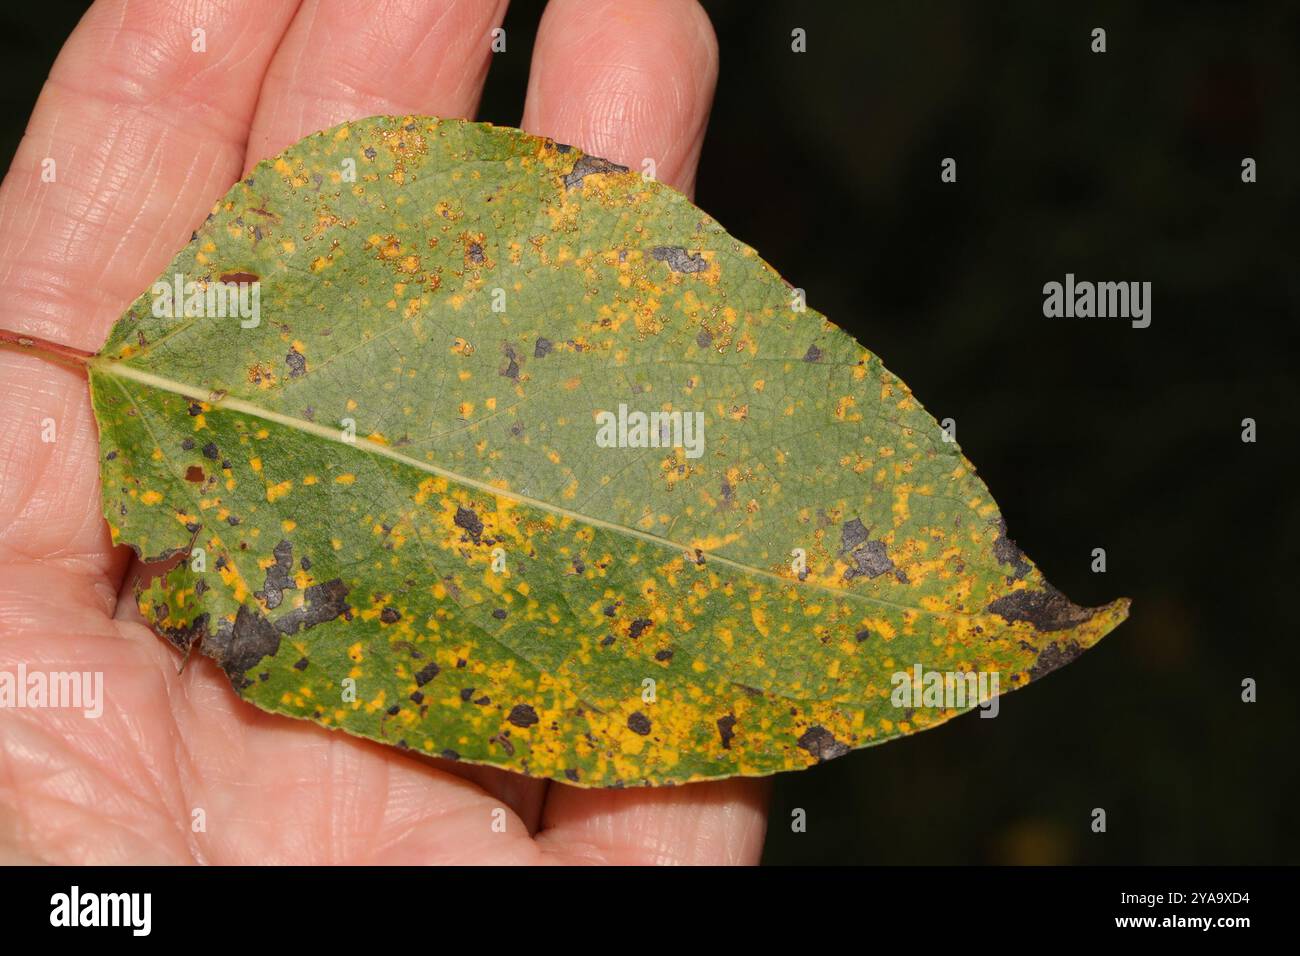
[0,0,769,864]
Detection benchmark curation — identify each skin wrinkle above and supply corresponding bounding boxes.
[0,0,769,865]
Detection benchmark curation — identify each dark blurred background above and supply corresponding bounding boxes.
[3,1,1296,864]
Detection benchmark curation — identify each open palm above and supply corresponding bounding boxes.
[0,0,768,864]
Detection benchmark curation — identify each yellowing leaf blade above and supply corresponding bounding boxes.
[91,116,1127,786]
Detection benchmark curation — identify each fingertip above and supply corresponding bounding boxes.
[521,0,718,197]
[537,777,770,865]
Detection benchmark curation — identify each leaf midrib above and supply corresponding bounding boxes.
[94,357,986,620]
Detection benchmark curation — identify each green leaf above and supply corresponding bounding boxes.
[90,115,1127,787]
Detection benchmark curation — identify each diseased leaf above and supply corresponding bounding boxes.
[89,116,1128,787]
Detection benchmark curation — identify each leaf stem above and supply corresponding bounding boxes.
[0,327,96,371]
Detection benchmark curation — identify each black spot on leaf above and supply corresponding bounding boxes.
[1028,640,1086,679]
[797,726,850,762]
[840,518,896,581]
[157,612,209,655]
[507,703,539,728]
[563,154,628,189]
[987,585,1097,633]
[454,505,484,543]
[275,579,352,635]
[414,661,440,686]
[841,518,869,550]
[717,714,737,749]
[845,540,895,581]
[204,606,281,690]
[257,540,296,610]
[992,518,1032,580]
[651,246,708,274]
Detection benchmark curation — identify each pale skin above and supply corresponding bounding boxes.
[0,0,770,864]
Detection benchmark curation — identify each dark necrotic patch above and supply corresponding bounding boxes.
[628,618,653,639]
[840,518,869,550]
[275,579,351,635]
[803,344,823,363]
[414,661,440,686]
[1028,640,1085,680]
[380,606,401,624]
[797,726,850,762]
[158,612,209,655]
[839,518,895,581]
[845,540,895,581]
[717,714,737,749]
[257,540,296,610]
[507,703,539,728]
[562,154,629,189]
[627,712,652,736]
[454,505,484,543]
[286,348,307,378]
[986,585,1096,633]
[500,344,520,380]
[651,246,708,274]
[534,336,553,358]
[992,518,1031,580]
[204,606,282,690]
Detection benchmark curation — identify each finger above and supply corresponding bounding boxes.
[537,779,770,865]
[236,0,552,828]
[0,0,302,584]
[520,0,766,863]
[520,0,718,198]
[244,0,510,166]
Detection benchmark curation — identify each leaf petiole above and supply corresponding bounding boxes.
[0,327,96,370]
